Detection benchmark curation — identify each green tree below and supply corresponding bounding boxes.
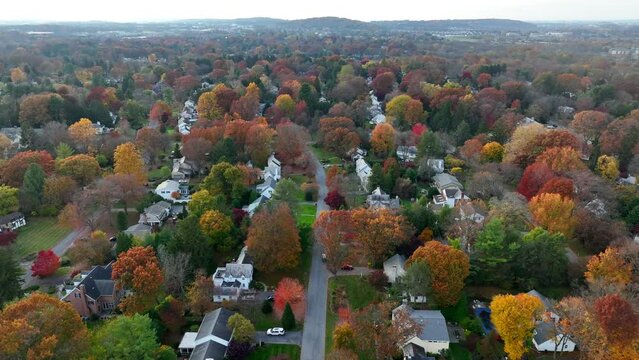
[200,162,246,206]
[417,131,443,158]
[170,215,216,272]
[55,142,74,160]
[115,232,134,255]
[20,163,45,213]
[262,300,273,314]
[514,228,567,288]
[394,260,431,302]
[227,313,256,343]
[473,218,519,286]
[117,211,128,231]
[369,163,384,192]
[0,185,19,216]
[119,100,148,129]
[281,302,296,330]
[92,314,164,360]
[0,248,23,305]
[272,178,299,213]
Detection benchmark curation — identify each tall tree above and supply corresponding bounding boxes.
[490,293,544,360]
[272,178,300,213]
[585,247,632,288]
[0,185,19,215]
[246,204,301,272]
[0,150,55,187]
[0,248,23,305]
[200,162,246,205]
[370,123,396,158]
[91,314,166,360]
[197,90,223,121]
[186,271,215,317]
[514,228,567,288]
[199,210,234,251]
[227,313,256,343]
[56,154,101,186]
[99,174,145,215]
[68,118,96,152]
[112,246,164,314]
[594,294,639,348]
[529,193,576,238]
[114,142,147,183]
[351,208,413,266]
[314,210,355,274]
[274,277,306,320]
[20,163,45,213]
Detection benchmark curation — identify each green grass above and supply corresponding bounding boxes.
[450,343,471,360]
[12,217,73,260]
[311,145,341,165]
[295,204,317,226]
[248,344,300,360]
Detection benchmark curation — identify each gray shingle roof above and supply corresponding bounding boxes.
[0,212,24,225]
[74,263,114,300]
[195,308,234,342]
[395,305,450,342]
[190,340,227,360]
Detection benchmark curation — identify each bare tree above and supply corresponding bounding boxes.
[158,245,191,296]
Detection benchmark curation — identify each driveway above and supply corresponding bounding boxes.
[300,149,330,360]
[334,266,373,277]
[256,331,302,346]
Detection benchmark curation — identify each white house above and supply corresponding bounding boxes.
[367,187,400,210]
[212,247,253,302]
[178,308,235,360]
[138,201,171,226]
[426,159,445,174]
[356,158,372,191]
[263,154,281,181]
[172,157,198,180]
[155,180,190,202]
[396,146,418,162]
[383,254,406,283]
[370,113,386,125]
[432,173,468,208]
[0,212,26,231]
[393,305,450,357]
[527,289,577,353]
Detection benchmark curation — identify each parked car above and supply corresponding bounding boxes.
[267,327,285,336]
[266,295,274,302]
[341,264,354,271]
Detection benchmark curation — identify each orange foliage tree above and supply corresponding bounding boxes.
[0,150,55,187]
[529,193,576,238]
[351,208,413,265]
[113,142,146,183]
[274,277,306,320]
[0,292,89,359]
[585,247,632,288]
[535,146,586,174]
[537,177,574,198]
[407,241,470,306]
[571,110,609,141]
[314,210,355,274]
[370,123,396,157]
[56,154,101,186]
[112,246,164,314]
[68,118,96,151]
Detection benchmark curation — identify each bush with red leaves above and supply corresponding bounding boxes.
[0,231,17,246]
[325,190,346,210]
[31,249,60,277]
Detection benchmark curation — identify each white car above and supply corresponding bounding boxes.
[266,327,285,336]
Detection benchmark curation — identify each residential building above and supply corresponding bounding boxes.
[92,121,111,135]
[244,195,268,217]
[256,176,277,199]
[383,254,406,283]
[349,147,367,161]
[356,158,372,191]
[138,201,171,226]
[527,290,577,353]
[367,187,400,210]
[179,308,235,360]
[155,179,190,202]
[172,156,198,180]
[396,146,418,162]
[212,247,253,302]
[426,159,445,174]
[393,305,450,357]
[247,154,282,215]
[61,262,121,318]
[263,154,281,181]
[0,212,26,231]
[370,113,386,125]
[432,173,467,209]
[457,200,486,224]
[124,223,152,238]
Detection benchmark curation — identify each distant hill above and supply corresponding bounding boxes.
[373,19,537,32]
[285,17,378,32]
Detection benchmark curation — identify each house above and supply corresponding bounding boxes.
[212,247,253,302]
[433,173,462,191]
[92,121,111,135]
[124,223,152,238]
[61,262,121,318]
[178,308,235,360]
[349,147,368,161]
[370,113,386,125]
[619,175,637,186]
[383,254,406,283]
[155,179,190,202]
[426,159,445,174]
[138,201,171,226]
[172,157,198,180]
[263,154,281,181]
[432,173,467,209]
[393,305,450,357]
[356,158,372,191]
[367,187,400,210]
[527,290,577,353]
[244,195,268,217]
[0,212,26,231]
[457,200,486,224]
[396,146,418,162]
[256,176,277,199]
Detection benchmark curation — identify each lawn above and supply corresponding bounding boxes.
[310,144,342,165]
[248,344,300,360]
[12,217,72,260]
[295,203,317,226]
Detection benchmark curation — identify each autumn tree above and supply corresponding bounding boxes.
[386,94,424,129]
[99,174,145,215]
[275,94,296,118]
[0,185,19,215]
[91,314,166,359]
[0,292,89,359]
[200,162,246,205]
[318,117,360,157]
[407,241,469,306]
[135,127,169,165]
[246,203,301,272]
[197,90,223,121]
[231,82,261,120]
[273,277,306,321]
[333,322,356,350]
[585,247,632,288]
[187,189,218,217]
[112,246,164,314]
[571,110,609,141]
[272,178,301,213]
[480,141,504,163]
[113,142,146,183]
[0,150,55,187]
[245,123,275,167]
[370,123,396,157]
[182,137,213,169]
[594,294,639,348]
[186,271,215,317]
[538,177,574,198]
[275,122,309,164]
[596,155,620,181]
[517,162,555,200]
[227,313,256,343]
[68,118,96,152]
[351,208,413,265]
[372,71,396,98]
[325,190,346,210]
[56,154,101,186]
[10,67,26,83]
[31,249,60,277]
[19,93,63,127]
[314,210,355,274]
[504,123,546,164]
[155,295,186,334]
[199,209,233,251]
[67,230,112,267]
[490,293,544,360]
[535,146,586,174]
[529,193,576,238]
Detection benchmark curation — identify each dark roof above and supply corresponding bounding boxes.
[533,321,555,344]
[195,308,234,342]
[77,263,114,300]
[0,212,24,225]
[190,340,228,360]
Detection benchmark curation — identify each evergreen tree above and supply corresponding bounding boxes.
[281,302,296,330]
[20,163,45,213]
[117,211,128,231]
[172,143,182,158]
[417,131,443,159]
[115,232,134,255]
[261,300,273,314]
[0,248,23,305]
[368,163,384,192]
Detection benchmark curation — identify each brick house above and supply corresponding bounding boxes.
[60,262,121,318]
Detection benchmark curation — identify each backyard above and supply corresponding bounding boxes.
[248,344,300,360]
[12,217,73,260]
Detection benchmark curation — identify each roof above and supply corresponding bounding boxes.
[190,340,228,360]
[195,308,235,342]
[356,158,372,174]
[527,289,553,311]
[225,263,253,278]
[145,201,171,217]
[156,180,180,193]
[395,305,450,343]
[124,223,152,237]
[0,212,24,225]
[433,173,463,190]
[533,321,562,345]
[64,262,115,300]
[384,254,406,269]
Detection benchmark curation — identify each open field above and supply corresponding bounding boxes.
[12,217,72,260]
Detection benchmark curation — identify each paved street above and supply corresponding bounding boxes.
[300,149,330,360]
[256,331,303,345]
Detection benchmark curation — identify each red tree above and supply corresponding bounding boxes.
[517,162,555,200]
[594,294,639,346]
[371,71,396,98]
[411,123,427,137]
[0,150,55,187]
[31,250,60,277]
[325,190,346,210]
[0,231,17,246]
[538,177,574,198]
[274,277,306,320]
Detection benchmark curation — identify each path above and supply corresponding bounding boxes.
[256,331,303,346]
[300,149,330,360]
[21,226,90,288]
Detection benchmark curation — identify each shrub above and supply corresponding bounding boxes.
[281,303,296,330]
[261,300,273,314]
[367,270,389,291]
[31,250,60,277]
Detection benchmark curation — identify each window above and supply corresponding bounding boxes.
[74,293,81,298]
[88,300,94,305]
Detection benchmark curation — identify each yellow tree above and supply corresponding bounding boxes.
[480,141,504,163]
[275,94,296,118]
[351,208,413,265]
[529,193,576,238]
[68,118,96,152]
[585,247,632,288]
[10,67,26,83]
[370,123,396,157]
[504,123,546,163]
[490,293,544,360]
[596,155,620,181]
[114,142,146,183]
[197,91,223,121]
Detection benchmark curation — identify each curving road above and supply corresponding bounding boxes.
[300,150,330,360]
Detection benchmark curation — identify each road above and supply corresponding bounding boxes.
[21,226,89,288]
[300,150,330,360]
[256,331,302,346]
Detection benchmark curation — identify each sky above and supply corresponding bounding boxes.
[2,0,638,23]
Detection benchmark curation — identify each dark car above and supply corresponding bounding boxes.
[341,264,354,271]
[266,295,274,302]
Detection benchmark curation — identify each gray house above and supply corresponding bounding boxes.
[393,304,450,357]
[179,308,236,360]
[138,201,171,226]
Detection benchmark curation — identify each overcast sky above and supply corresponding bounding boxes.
[2,0,638,23]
